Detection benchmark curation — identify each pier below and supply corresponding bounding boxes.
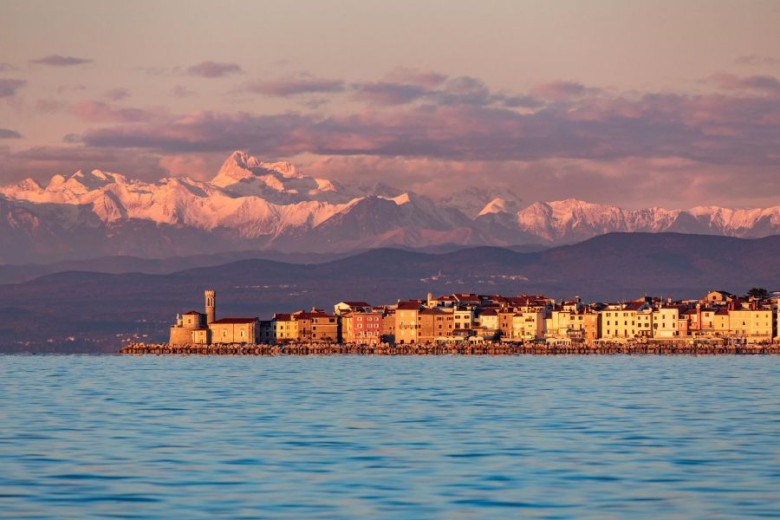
[120,341,780,356]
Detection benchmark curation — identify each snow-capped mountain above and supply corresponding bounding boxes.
[512,199,780,242]
[0,151,777,264]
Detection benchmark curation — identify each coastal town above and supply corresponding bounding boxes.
[134,288,780,354]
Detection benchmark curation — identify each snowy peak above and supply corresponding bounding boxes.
[514,199,779,242]
[211,151,346,203]
[0,155,778,263]
[477,197,521,217]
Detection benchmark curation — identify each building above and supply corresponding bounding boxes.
[169,290,259,345]
[512,311,544,341]
[272,313,298,343]
[729,307,773,342]
[343,310,384,344]
[418,307,454,343]
[170,310,208,346]
[210,318,259,344]
[334,301,372,315]
[395,300,422,344]
[294,310,339,343]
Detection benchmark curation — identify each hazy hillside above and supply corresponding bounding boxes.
[0,233,776,353]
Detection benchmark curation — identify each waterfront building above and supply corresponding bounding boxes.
[210,318,259,344]
[395,300,422,344]
[728,307,773,342]
[418,307,455,343]
[512,311,545,341]
[343,310,384,344]
[272,313,298,343]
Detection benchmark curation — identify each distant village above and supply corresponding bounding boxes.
[169,289,779,347]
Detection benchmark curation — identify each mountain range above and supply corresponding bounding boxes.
[0,150,778,263]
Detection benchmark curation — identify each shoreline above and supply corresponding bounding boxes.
[120,342,780,356]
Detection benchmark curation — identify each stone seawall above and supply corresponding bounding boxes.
[120,342,780,356]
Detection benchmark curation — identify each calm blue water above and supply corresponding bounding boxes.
[1,355,778,519]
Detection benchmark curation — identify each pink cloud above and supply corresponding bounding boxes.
[709,73,780,94]
[384,68,448,88]
[0,128,22,139]
[171,85,197,98]
[352,82,430,105]
[244,75,345,97]
[68,101,163,123]
[735,55,780,66]
[186,61,242,78]
[530,81,590,101]
[104,88,130,101]
[0,79,27,97]
[158,154,214,180]
[31,54,92,66]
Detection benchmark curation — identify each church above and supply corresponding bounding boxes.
[169,290,260,345]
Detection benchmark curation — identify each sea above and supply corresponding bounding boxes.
[1,355,778,519]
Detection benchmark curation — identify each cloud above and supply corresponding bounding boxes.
[186,61,242,78]
[353,82,431,105]
[68,100,164,123]
[0,63,17,72]
[137,66,181,76]
[384,68,448,88]
[31,54,92,66]
[0,128,22,139]
[57,84,87,95]
[158,153,216,180]
[104,88,130,101]
[75,85,780,171]
[0,79,27,97]
[31,70,777,208]
[35,99,67,113]
[244,75,345,97]
[0,145,167,183]
[709,73,780,95]
[530,81,590,101]
[171,85,197,98]
[735,55,780,66]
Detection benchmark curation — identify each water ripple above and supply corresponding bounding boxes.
[0,355,778,519]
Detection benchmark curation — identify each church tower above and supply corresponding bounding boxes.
[205,289,216,324]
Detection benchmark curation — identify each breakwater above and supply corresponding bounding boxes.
[120,341,780,356]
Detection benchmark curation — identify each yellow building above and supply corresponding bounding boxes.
[653,307,682,339]
[209,318,258,344]
[272,313,299,343]
[512,311,544,341]
[395,301,421,344]
[728,308,773,342]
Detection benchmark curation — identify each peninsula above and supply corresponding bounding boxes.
[121,289,780,355]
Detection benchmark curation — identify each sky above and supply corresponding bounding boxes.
[1,0,779,209]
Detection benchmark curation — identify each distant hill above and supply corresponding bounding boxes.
[0,233,776,353]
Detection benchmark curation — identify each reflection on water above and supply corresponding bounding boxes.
[1,355,778,519]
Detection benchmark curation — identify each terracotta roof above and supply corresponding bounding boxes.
[211,317,257,324]
[480,309,498,316]
[297,312,335,319]
[338,301,371,307]
[419,307,449,315]
[273,313,293,321]
[183,310,204,315]
[397,301,421,310]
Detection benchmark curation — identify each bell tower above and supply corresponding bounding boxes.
[205,289,216,324]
